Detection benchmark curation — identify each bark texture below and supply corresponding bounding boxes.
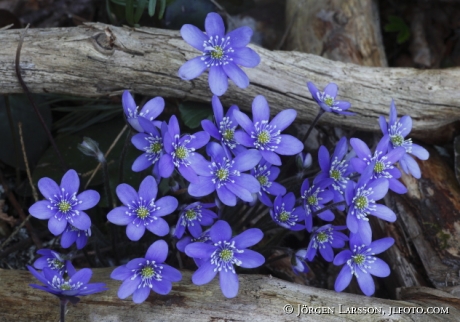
[1,268,460,322]
[0,23,460,139]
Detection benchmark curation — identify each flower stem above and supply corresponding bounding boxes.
[312,201,346,216]
[301,108,325,145]
[60,298,68,322]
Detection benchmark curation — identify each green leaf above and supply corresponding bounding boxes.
[134,0,148,23]
[125,0,135,25]
[158,0,166,19]
[384,15,410,44]
[148,0,157,17]
[178,102,213,129]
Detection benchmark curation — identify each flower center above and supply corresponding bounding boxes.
[316,231,328,243]
[352,254,365,265]
[141,266,155,278]
[354,196,368,210]
[185,209,197,220]
[223,129,234,141]
[390,135,404,147]
[58,201,72,213]
[307,195,317,205]
[136,206,150,219]
[257,130,271,144]
[279,211,290,222]
[60,283,72,291]
[219,248,233,261]
[324,97,334,106]
[210,46,224,59]
[216,168,229,181]
[175,146,188,160]
[257,175,268,186]
[149,142,162,153]
[52,259,64,270]
[330,169,341,180]
[374,161,384,173]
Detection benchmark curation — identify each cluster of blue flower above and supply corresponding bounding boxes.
[27,11,429,305]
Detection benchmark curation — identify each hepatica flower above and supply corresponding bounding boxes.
[350,135,407,194]
[345,164,396,245]
[379,100,429,178]
[301,178,334,232]
[251,160,286,207]
[185,220,265,298]
[334,234,394,296]
[107,176,178,241]
[233,95,303,166]
[28,265,107,300]
[201,95,245,155]
[179,12,261,96]
[29,169,99,236]
[111,240,181,304]
[174,202,218,239]
[159,115,210,183]
[305,225,348,262]
[292,249,309,274]
[122,90,164,132]
[188,142,261,206]
[270,193,304,231]
[61,223,91,250]
[307,82,353,115]
[33,249,70,275]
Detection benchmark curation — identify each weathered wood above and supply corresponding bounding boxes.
[285,0,387,67]
[0,23,460,139]
[1,268,459,322]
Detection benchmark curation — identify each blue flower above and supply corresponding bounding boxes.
[33,249,71,275]
[307,82,353,115]
[301,178,334,232]
[350,135,407,194]
[29,169,100,236]
[201,95,245,155]
[122,91,164,132]
[27,265,107,300]
[188,142,261,206]
[334,234,394,296]
[315,137,354,209]
[131,117,167,176]
[270,193,304,231]
[174,202,217,239]
[179,12,260,96]
[111,240,182,304]
[251,160,286,207]
[292,249,309,274]
[345,164,396,245]
[233,95,303,166]
[107,176,178,241]
[306,225,348,262]
[158,115,210,183]
[185,220,265,298]
[60,223,91,250]
[379,100,429,178]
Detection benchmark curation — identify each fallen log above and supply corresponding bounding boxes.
[1,268,459,322]
[0,23,459,139]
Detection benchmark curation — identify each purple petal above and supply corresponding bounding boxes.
[269,109,296,132]
[401,154,421,178]
[162,264,182,282]
[234,250,265,268]
[399,115,412,137]
[356,271,375,296]
[232,228,263,248]
[209,66,228,96]
[145,218,169,236]
[346,211,359,233]
[210,220,232,242]
[260,150,281,166]
[252,95,270,124]
[389,179,407,194]
[143,240,167,263]
[379,115,388,135]
[70,268,92,285]
[276,135,303,155]
[138,176,158,202]
[234,131,254,147]
[140,97,164,122]
[122,90,136,115]
[205,13,225,37]
[178,57,207,80]
[201,119,220,139]
[350,138,370,160]
[132,154,153,172]
[37,178,60,200]
[333,249,352,265]
[307,82,320,103]
[367,258,390,277]
[233,149,261,171]
[71,211,91,230]
[216,185,237,206]
[219,269,239,298]
[226,183,254,202]
[75,190,100,210]
[107,206,131,225]
[319,245,334,262]
[158,154,174,178]
[110,265,132,280]
[29,201,54,219]
[60,231,77,248]
[126,223,145,241]
[48,216,67,235]
[188,176,216,197]
[318,146,330,171]
[116,183,138,206]
[369,204,396,222]
[332,137,348,160]
[367,178,389,200]
[181,24,207,51]
[231,47,260,67]
[233,110,255,134]
[324,83,338,98]
[227,26,252,47]
[389,100,397,125]
[369,237,394,254]
[61,169,79,194]
[185,242,216,258]
[223,62,249,88]
[358,220,372,245]
[334,265,352,292]
[118,276,140,299]
[411,144,429,160]
[152,279,172,295]
[133,286,150,303]
[192,261,217,285]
